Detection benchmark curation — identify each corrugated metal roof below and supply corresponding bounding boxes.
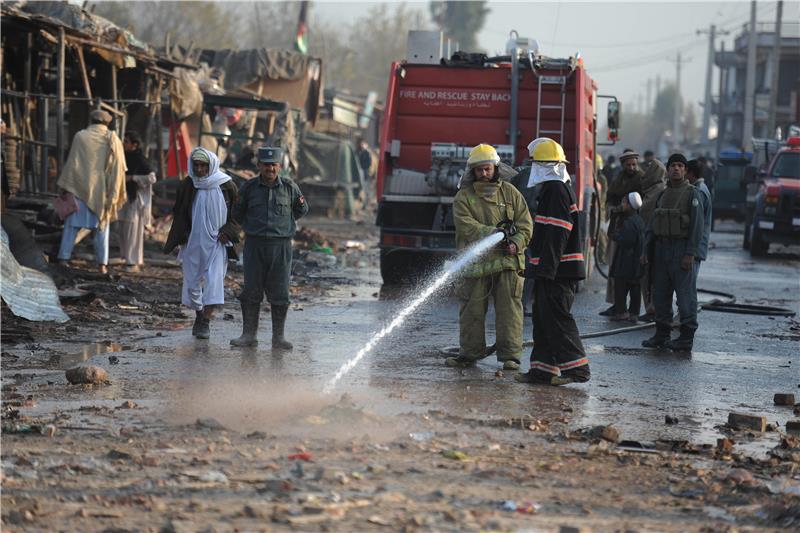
[1,228,69,323]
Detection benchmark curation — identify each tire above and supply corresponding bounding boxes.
[750,227,769,257]
[380,249,443,285]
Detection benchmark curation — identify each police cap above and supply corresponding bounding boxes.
[258,147,283,164]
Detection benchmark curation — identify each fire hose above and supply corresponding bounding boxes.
[439,285,794,358]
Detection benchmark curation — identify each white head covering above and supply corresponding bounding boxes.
[526,137,570,187]
[627,191,643,210]
[188,147,231,190]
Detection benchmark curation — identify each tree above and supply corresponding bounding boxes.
[429,1,490,52]
[310,3,428,97]
[91,1,238,51]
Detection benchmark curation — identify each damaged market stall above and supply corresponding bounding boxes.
[162,46,366,217]
[1,1,194,199]
[0,1,193,321]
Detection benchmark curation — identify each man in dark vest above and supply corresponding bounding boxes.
[641,153,704,352]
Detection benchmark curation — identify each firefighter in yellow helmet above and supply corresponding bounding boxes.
[516,138,591,385]
[447,144,533,370]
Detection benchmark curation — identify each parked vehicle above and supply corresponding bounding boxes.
[713,150,752,222]
[743,136,800,255]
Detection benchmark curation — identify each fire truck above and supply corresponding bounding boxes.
[376,31,618,284]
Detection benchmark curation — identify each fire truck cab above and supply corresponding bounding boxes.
[376,31,614,284]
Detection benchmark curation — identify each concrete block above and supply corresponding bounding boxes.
[774,393,796,406]
[727,412,766,432]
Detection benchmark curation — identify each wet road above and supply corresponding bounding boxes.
[12,222,800,455]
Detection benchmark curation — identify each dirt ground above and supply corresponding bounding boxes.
[2,216,799,532]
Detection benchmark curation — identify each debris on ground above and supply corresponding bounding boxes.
[64,365,109,385]
[727,412,767,432]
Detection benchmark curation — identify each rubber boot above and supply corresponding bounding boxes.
[642,324,671,348]
[666,326,694,352]
[230,304,260,347]
[192,310,203,337]
[195,308,211,340]
[445,356,476,368]
[500,359,520,370]
[271,304,293,350]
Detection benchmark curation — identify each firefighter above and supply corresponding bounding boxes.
[230,147,309,349]
[447,144,533,370]
[641,153,704,352]
[516,138,590,386]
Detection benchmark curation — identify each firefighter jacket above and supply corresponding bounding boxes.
[453,179,532,278]
[525,180,586,281]
[645,178,703,257]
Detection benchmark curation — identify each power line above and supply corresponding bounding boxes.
[588,37,706,73]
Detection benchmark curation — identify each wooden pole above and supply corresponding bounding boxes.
[155,75,165,179]
[76,46,93,101]
[23,31,32,191]
[56,27,66,175]
[39,53,50,192]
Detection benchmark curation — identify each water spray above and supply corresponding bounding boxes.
[322,231,505,395]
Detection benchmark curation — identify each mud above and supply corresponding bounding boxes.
[2,218,799,531]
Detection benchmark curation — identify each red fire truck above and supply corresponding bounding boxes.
[376,32,618,284]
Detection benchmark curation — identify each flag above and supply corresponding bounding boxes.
[295,1,308,54]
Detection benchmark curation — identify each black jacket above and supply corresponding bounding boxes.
[609,212,645,281]
[525,179,585,280]
[163,178,240,258]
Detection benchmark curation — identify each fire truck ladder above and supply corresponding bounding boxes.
[535,74,568,142]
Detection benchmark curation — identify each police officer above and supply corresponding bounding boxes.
[641,153,704,352]
[230,147,309,349]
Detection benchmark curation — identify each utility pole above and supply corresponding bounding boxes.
[646,78,653,115]
[767,0,783,138]
[698,24,730,146]
[742,0,757,152]
[667,51,690,147]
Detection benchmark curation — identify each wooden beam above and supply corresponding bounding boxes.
[56,27,65,174]
[75,45,93,101]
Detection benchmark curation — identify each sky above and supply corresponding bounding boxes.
[312,0,799,115]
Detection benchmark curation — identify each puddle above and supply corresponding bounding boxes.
[59,342,127,368]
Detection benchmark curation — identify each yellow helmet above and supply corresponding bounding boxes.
[530,138,568,163]
[467,144,500,168]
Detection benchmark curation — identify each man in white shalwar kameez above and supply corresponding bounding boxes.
[165,147,239,338]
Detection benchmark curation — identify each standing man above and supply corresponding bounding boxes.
[164,148,240,339]
[687,159,712,271]
[56,110,127,274]
[641,153,704,352]
[601,148,643,315]
[230,147,309,349]
[447,144,532,370]
[356,138,373,207]
[638,155,667,320]
[117,131,156,272]
[516,138,590,386]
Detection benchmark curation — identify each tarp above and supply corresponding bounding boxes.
[197,49,316,90]
[0,228,69,323]
[298,130,363,188]
[11,1,150,51]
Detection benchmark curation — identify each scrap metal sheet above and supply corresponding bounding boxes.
[0,229,69,323]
